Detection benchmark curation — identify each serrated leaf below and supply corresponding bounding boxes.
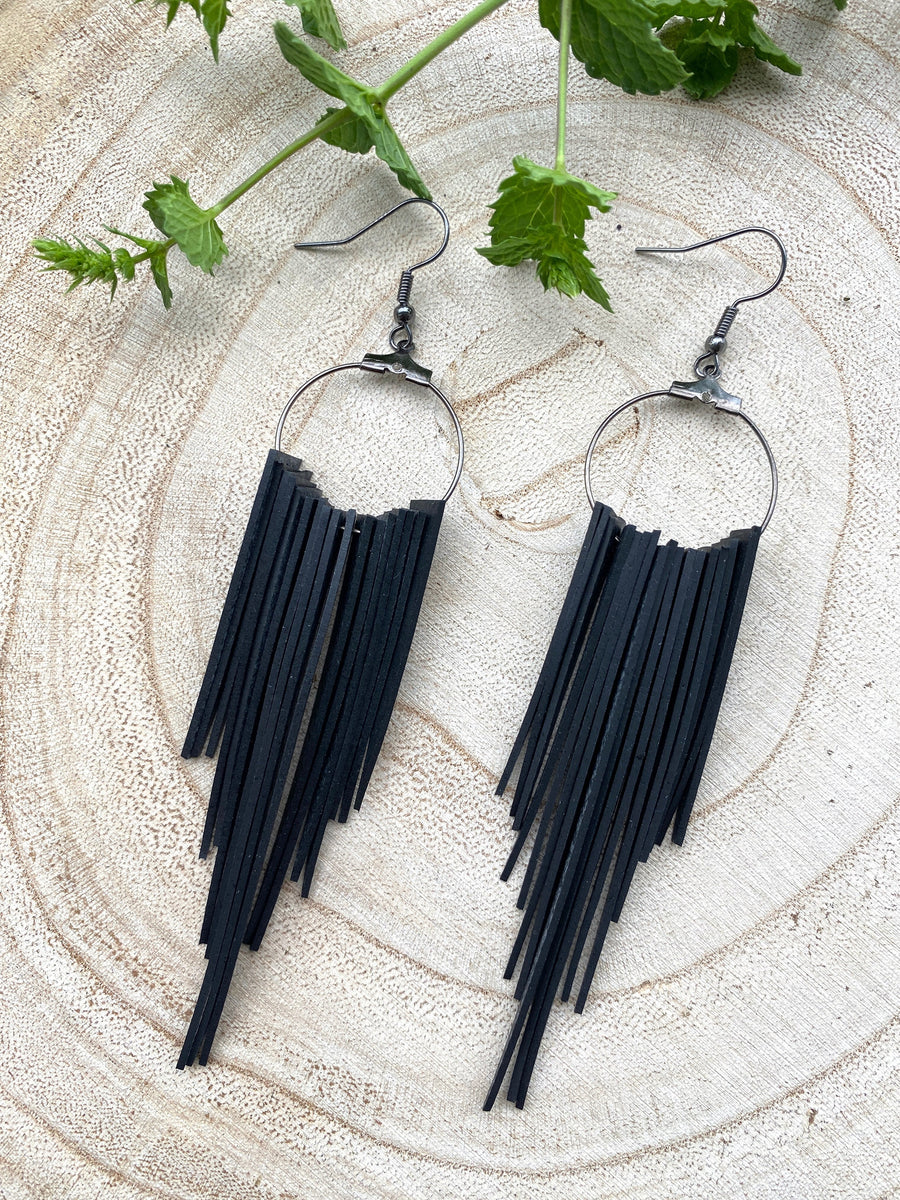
[480,227,612,309]
[317,106,428,195]
[283,0,347,50]
[139,0,201,27]
[478,156,615,309]
[361,110,430,196]
[106,225,175,305]
[486,157,616,240]
[113,247,137,282]
[318,105,372,152]
[274,20,358,95]
[274,22,430,197]
[539,0,688,94]
[147,0,228,56]
[143,175,228,273]
[108,225,176,307]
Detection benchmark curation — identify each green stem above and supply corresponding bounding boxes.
[110,0,510,285]
[131,238,175,266]
[555,0,572,172]
[209,0,509,219]
[552,0,572,224]
[377,0,509,102]
[209,108,352,217]
[123,113,351,269]
[204,0,508,221]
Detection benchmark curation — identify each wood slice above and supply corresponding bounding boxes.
[1,0,899,1195]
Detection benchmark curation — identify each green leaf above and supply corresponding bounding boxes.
[477,156,616,309]
[317,106,428,196]
[143,175,228,273]
[113,247,137,282]
[727,0,801,74]
[647,0,721,22]
[160,0,201,26]
[148,247,174,308]
[142,0,229,58]
[539,0,689,94]
[200,0,230,60]
[349,110,428,197]
[675,22,740,97]
[483,225,612,307]
[833,0,847,9]
[657,0,800,97]
[283,0,347,50]
[274,20,358,95]
[318,105,372,152]
[109,228,176,308]
[274,22,430,197]
[484,157,616,240]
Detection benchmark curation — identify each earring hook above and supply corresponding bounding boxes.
[295,197,450,269]
[295,198,451,354]
[635,227,787,378]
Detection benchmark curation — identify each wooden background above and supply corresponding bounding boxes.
[2,0,899,1195]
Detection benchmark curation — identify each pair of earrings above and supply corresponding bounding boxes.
[177,197,785,1111]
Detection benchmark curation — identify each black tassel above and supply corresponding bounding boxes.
[486,504,760,1109]
[179,450,444,1067]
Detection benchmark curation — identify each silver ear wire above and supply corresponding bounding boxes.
[282,198,462,500]
[635,227,787,379]
[295,197,451,353]
[583,227,785,530]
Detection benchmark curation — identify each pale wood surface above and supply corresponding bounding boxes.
[2,0,900,1195]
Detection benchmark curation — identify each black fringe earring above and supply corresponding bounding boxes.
[486,227,786,1109]
[178,199,463,1069]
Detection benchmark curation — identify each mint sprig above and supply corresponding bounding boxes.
[33,235,136,299]
[479,158,616,309]
[274,23,429,197]
[33,227,174,305]
[37,0,844,309]
[480,1,618,309]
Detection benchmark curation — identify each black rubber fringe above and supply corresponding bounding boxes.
[485,503,760,1109]
[178,449,444,1068]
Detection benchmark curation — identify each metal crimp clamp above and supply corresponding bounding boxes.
[359,351,434,387]
[668,375,743,414]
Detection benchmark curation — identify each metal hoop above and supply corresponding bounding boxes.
[274,361,464,504]
[583,390,778,534]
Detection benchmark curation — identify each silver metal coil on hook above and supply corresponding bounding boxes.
[583,227,787,534]
[636,226,787,379]
[296,197,450,356]
[283,198,463,502]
